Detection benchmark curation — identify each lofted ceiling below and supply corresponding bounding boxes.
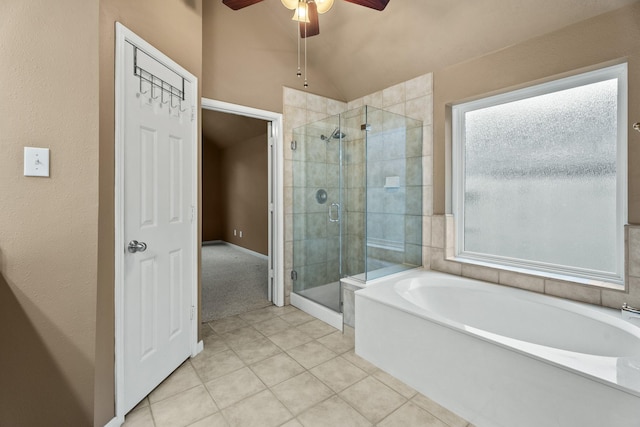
[317,0,640,99]
[213,0,639,100]
[203,0,639,146]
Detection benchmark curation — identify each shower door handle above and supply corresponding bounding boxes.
[329,203,340,223]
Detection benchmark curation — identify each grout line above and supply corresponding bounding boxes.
[410,394,467,427]
[375,400,411,426]
[198,363,223,414]
[138,307,355,426]
[338,384,383,425]
[134,306,473,426]
[148,382,203,406]
[145,396,159,427]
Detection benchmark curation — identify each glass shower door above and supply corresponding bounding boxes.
[291,105,423,310]
[292,115,342,312]
[341,105,423,282]
[340,107,367,280]
[363,106,423,281]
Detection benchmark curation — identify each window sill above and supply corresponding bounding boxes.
[448,255,625,292]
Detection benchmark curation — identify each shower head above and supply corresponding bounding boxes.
[321,128,346,141]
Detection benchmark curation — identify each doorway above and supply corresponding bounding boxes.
[202,109,270,320]
[201,99,285,315]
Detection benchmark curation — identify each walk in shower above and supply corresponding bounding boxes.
[291,105,423,314]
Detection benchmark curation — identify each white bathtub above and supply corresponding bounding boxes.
[355,269,640,427]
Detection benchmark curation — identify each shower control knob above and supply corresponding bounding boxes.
[316,189,328,204]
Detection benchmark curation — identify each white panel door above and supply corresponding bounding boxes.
[122,41,194,413]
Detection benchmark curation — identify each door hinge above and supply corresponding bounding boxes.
[291,140,297,151]
[269,269,274,279]
[190,306,195,320]
[191,106,196,122]
[291,270,297,281]
[191,206,195,223]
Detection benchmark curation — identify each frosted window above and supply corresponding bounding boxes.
[453,64,626,284]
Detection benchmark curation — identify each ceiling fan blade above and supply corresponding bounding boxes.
[300,1,320,38]
[343,0,390,11]
[222,0,264,10]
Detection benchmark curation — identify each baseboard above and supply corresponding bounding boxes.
[201,240,268,260]
[223,242,269,260]
[202,240,223,246]
[192,340,204,357]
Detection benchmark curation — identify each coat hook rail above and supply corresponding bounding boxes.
[133,46,184,102]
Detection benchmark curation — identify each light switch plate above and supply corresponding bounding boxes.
[24,147,50,177]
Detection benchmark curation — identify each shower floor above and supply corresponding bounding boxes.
[295,281,341,313]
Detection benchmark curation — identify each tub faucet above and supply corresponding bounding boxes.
[622,303,640,320]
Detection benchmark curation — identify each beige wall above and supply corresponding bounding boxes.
[202,134,268,253]
[0,0,100,425]
[433,2,640,219]
[201,1,344,113]
[202,138,223,242]
[220,134,270,255]
[1,1,202,423]
[97,0,202,424]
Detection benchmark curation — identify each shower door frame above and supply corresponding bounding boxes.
[290,118,345,330]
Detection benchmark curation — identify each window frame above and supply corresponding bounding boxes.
[452,63,628,287]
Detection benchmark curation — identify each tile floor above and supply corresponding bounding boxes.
[123,305,473,427]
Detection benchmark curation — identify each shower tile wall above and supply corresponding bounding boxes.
[284,73,433,308]
[283,88,347,304]
[347,74,434,278]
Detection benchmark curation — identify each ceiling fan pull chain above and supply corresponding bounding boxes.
[304,19,308,88]
[296,18,301,78]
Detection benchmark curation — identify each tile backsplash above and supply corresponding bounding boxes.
[427,216,640,310]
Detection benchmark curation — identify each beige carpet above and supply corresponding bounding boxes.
[201,242,271,322]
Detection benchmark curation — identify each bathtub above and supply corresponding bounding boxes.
[355,269,640,427]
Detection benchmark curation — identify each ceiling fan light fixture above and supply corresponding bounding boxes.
[281,0,298,10]
[292,2,311,23]
[315,0,334,14]
[223,0,391,90]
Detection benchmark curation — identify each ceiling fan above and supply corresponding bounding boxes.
[222,0,390,38]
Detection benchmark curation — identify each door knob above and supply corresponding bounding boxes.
[127,240,147,253]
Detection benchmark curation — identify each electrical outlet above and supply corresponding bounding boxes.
[234,229,237,236]
[239,231,243,238]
